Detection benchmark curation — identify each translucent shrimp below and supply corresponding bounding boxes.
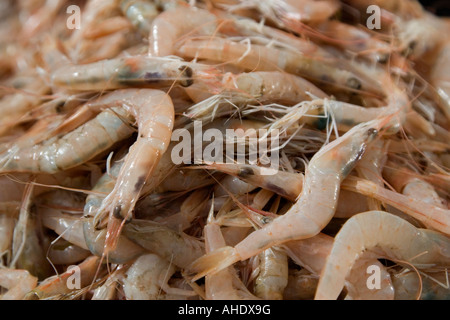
[123,253,197,300]
[315,211,450,300]
[383,163,447,209]
[0,269,37,300]
[176,38,381,94]
[0,106,135,173]
[204,204,258,300]
[89,89,174,257]
[188,118,383,280]
[51,56,198,91]
[253,247,288,300]
[148,5,220,57]
[342,176,450,235]
[197,162,304,201]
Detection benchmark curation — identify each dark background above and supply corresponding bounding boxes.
[419,0,450,16]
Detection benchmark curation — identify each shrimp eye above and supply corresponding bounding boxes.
[179,65,194,87]
[367,128,378,137]
[346,77,361,90]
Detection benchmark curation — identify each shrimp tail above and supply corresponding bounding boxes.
[188,246,240,282]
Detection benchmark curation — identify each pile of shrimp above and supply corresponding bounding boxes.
[0,0,450,300]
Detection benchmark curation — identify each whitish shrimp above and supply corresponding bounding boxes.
[383,163,447,209]
[188,118,383,280]
[47,238,91,265]
[89,89,174,257]
[204,204,258,300]
[148,5,220,57]
[51,56,198,91]
[176,38,380,94]
[315,211,450,300]
[123,253,197,300]
[0,269,37,300]
[0,106,135,173]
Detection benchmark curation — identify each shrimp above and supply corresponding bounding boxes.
[176,38,381,94]
[0,106,135,173]
[253,247,288,300]
[51,56,198,91]
[148,5,220,57]
[341,176,450,235]
[315,211,450,300]
[123,253,197,300]
[188,118,383,280]
[204,203,258,300]
[0,269,37,300]
[88,89,174,257]
[46,238,91,265]
[383,163,447,209]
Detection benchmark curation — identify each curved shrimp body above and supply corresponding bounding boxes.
[188,119,381,280]
[148,6,220,57]
[0,106,134,173]
[51,56,196,91]
[90,89,174,255]
[315,211,450,300]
